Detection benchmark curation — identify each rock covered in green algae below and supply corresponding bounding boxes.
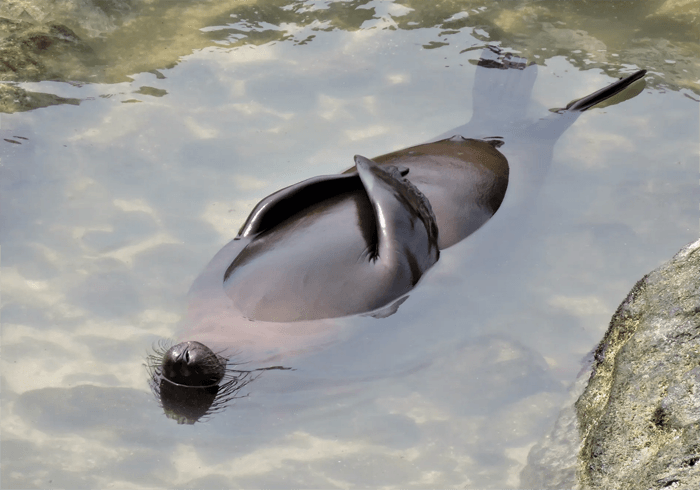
[577,238,700,489]
[0,18,99,83]
[521,238,700,489]
[0,83,80,113]
[2,0,699,95]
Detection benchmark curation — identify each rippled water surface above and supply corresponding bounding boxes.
[1,0,698,488]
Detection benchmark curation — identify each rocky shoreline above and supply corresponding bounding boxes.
[523,238,700,489]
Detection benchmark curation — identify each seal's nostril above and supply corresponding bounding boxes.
[185,351,190,363]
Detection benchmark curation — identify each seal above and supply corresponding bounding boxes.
[147,47,647,422]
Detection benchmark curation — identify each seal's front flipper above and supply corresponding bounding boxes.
[354,155,439,279]
[237,173,361,238]
[564,69,647,112]
[238,167,411,239]
[524,69,647,142]
[365,295,409,319]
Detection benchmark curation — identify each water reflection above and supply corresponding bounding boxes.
[1,0,697,112]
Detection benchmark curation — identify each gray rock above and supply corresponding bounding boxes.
[0,0,135,37]
[521,238,700,489]
[520,371,587,489]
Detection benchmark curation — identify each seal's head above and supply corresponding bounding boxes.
[146,340,255,424]
[160,341,226,387]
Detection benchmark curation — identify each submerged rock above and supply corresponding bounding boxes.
[0,18,100,83]
[522,238,700,489]
[0,83,80,113]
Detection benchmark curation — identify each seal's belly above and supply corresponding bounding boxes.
[224,190,391,322]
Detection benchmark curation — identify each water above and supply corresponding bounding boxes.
[1,1,698,488]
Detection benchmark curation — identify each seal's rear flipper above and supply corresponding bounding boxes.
[472,47,538,128]
[354,155,439,274]
[564,70,647,112]
[430,46,537,141]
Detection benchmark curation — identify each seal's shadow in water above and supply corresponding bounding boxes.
[147,47,646,423]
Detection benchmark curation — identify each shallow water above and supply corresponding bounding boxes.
[1,1,699,488]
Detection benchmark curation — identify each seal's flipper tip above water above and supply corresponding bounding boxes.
[236,172,361,239]
[564,69,647,112]
[524,69,647,141]
[353,155,439,270]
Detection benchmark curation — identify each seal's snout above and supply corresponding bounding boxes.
[161,341,226,387]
